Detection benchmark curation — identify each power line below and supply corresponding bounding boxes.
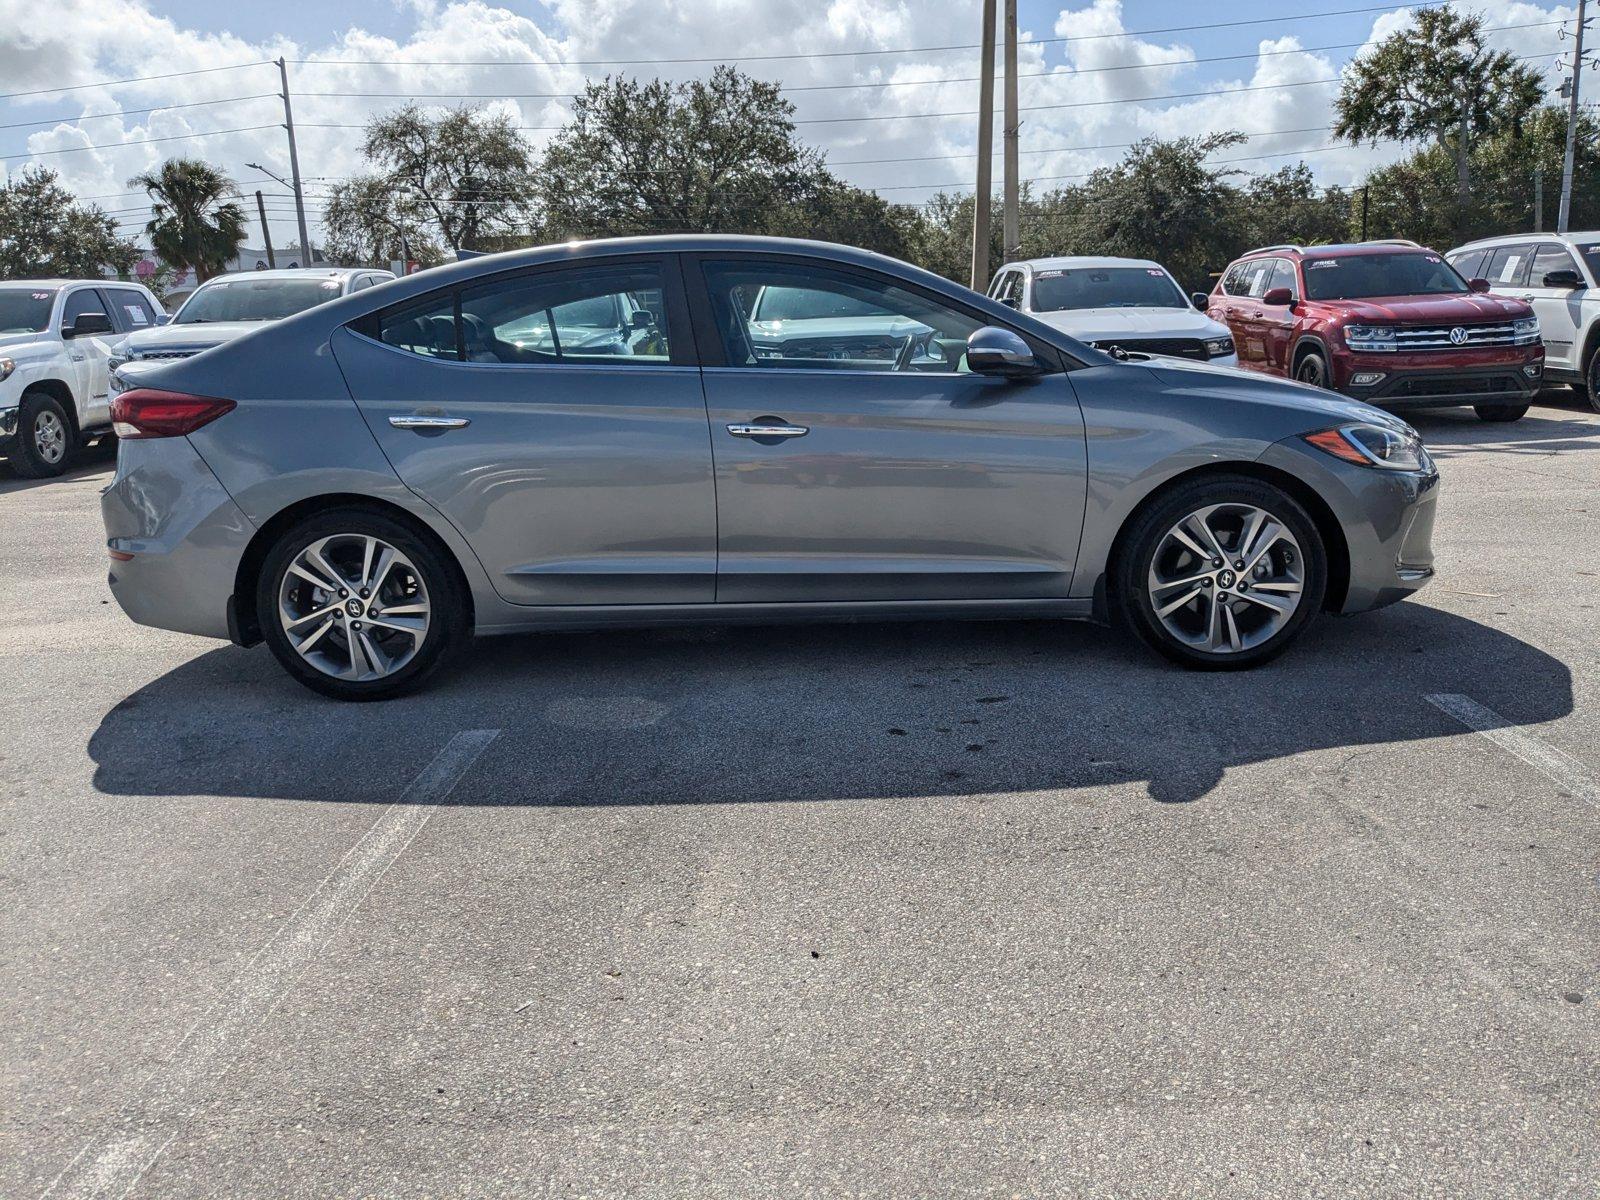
[0,61,272,102]
[0,94,280,133]
[1,123,282,160]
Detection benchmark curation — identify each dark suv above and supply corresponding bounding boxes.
[1204,240,1544,422]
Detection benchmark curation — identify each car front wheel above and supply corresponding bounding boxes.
[257,509,467,701]
[1585,345,1600,413]
[1114,476,1328,670]
[1294,351,1330,389]
[9,392,73,479]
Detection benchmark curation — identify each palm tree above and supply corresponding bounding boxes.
[128,158,248,282]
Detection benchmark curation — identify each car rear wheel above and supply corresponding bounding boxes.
[1114,475,1327,670]
[257,509,467,701]
[1294,351,1329,389]
[1474,404,1528,422]
[8,392,73,479]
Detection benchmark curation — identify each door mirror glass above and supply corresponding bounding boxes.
[62,311,113,339]
[966,327,1041,377]
[1542,269,1584,289]
[155,313,172,326]
[1262,287,1294,306]
[1467,277,1491,293]
[1191,291,1210,311]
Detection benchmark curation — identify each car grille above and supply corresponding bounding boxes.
[1091,337,1208,360]
[1386,372,1526,398]
[128,349,203,361]
[1390,323,1523,349]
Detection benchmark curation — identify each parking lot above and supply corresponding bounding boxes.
[3,396,1598,1197]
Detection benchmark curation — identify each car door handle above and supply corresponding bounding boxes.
[727,422,808,439]
[389,415,471,430]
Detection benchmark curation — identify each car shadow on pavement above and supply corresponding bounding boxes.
[87,601,1572,807]
[0,443,116,494]
[1410,394,1600,461]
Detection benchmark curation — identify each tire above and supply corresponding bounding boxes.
[1112,474,1328,671]
[1585,344,1600,414]
[7,391,74,479]
[256,508,468,701]
[1294,349,1330,389]
[1474,404,1529,422]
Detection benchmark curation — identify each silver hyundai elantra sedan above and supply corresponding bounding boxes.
[101,236,1438,700]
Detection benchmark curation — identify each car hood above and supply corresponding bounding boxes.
[0,331,53,356]
[1315,293,1533,322]
[119,321,267,354]
[1141,356,1410,431]
[1029,307,1228,341]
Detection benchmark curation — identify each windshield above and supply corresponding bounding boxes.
[1302,252,1467,301]
[1030,267,1186,311]
[0,287,57,334]
[753,286,894,322]
[175,276,343,324]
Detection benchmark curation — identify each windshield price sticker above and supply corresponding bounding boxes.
[1035,270,1066,279]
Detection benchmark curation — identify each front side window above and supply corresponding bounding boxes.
[1302,252,1469,300]
[176,276,344,324]
[1030,266,1186,311]
[63,288,109,323]
[1267,259,1299,298]
[0,287,57,334]
[702,260,984,372]
[1531,243,1580,284]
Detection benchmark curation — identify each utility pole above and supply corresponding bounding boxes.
[970,0,997,291]
[1534,163,1544,232]
[1359,186,1369,241]
[254,191,276,268]
[276,57,313,266]
[1557,0,1588,234]
[1001,0,1020,262]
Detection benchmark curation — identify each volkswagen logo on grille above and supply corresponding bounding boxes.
[1448,326,1468,345]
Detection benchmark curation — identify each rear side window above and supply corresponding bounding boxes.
[1220,263,1246,295]
[379,293,460,360]
[1482,245,1533,288]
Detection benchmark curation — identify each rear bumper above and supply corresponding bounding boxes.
[1333,346,1544,409]
[101,436,255,640]
[1258,436,1439,614]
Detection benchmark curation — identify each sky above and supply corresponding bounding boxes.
[0,0,1594,254]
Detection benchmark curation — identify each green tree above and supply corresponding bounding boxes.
[1232,164,1352,253]
[128,158,247,282]
[538,67,824,238]
[360,105,537,253]
[1334,8,1544,238]
[0,167,138,279]
[322,174,446,267]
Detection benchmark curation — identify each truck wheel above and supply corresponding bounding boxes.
[8,392,74,479]
[1585,346,1600,414]
[1474,404,1528,423]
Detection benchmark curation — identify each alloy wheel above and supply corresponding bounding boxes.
[33,410,66,465]
[1145,503,1305,655]
[277,533,431,681]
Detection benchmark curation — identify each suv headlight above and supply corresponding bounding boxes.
[0,356,14,382]
[1344,324,1397,352]
[1304,423,1429,472]
[1512,316,1540,344]
[1203,335,1234,357]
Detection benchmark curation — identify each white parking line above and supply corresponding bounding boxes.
[1426,694,1596,808]
[41,729,501,1200]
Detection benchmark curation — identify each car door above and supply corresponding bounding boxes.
[1234,259,1280,369]
[1215,261,1262,366]
[1257,259,1300,375]
[686,253,1088,603]
[1518,243,1585,373]
[332,255,717,606]
[60,287,118,426]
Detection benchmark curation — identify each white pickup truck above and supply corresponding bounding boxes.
[0,279,166,478]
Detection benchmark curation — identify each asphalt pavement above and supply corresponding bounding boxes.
[2,395,1597,1198]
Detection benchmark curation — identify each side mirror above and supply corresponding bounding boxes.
[998,295,1018,309]
[1467,277,1491,294]
[155,313,172,326]
[965,326,1041,378]
[61,311,113,339]
[1191,292,1210,311]
[629,309,654,329]
[1262,287,1294,307]
[1542,269,1584,289]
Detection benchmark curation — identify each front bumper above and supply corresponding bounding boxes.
[1259,435,1439,614]
[0,404,17,447]
[102,435,255,640]
[1334,346,1543,409]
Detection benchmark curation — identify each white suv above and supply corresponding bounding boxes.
[0,279,165,478]
[1445,232,1600,411]
[987,256,1237,367]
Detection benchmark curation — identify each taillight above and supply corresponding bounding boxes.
[111,389,235,439]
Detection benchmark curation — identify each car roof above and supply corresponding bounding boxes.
[1003,256,1167,272]
[1450,230,1600,251]
[0,278,142,289]
[1236,243,1441,261]
[197,267,379,284]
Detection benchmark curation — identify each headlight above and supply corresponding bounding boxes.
[1304,423,1429,471]
[108,354,129,373]
[1203,336,1234,357]
[1512,316,1540,344]
[1344,324,1397,352]
[0,356,13,382]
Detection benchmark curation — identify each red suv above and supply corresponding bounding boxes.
[1204,240,1543,422]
